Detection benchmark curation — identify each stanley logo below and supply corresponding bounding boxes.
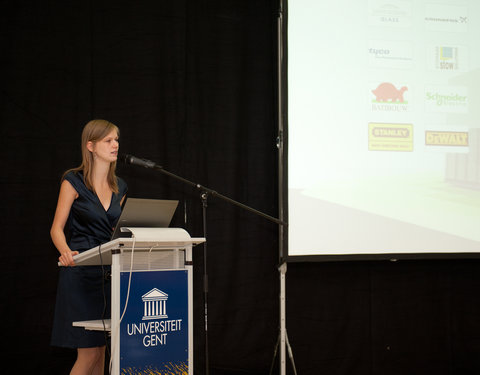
[425,131,468,146]
[368,123,413,151]
[372,127,410,138]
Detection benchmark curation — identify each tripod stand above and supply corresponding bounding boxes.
[269,263,297,375]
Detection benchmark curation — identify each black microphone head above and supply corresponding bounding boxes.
[120,154,157,168]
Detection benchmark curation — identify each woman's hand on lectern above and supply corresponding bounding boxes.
[58,250,79,267]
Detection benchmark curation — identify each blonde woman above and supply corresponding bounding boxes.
[50,119,128,374]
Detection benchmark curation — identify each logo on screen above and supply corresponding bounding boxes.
[142,288,168,320]
[368,0,412,28]
[368,122,413,151]
[425,86,468,113]
[425,131,468,147]
[434,46,463,71]
[425,4,467,32]
[371,82,409,112]
[368,40,413,69]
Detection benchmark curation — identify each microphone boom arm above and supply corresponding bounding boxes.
[153,164,287,227]
[123,154,287,226]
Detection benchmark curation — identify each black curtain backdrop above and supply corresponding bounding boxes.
[2,1,480,375]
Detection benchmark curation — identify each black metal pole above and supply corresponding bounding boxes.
[201,191,210,375]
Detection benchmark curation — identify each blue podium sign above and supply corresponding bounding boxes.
[120,269,189,374]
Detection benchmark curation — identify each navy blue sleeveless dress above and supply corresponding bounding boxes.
[51,171,128,348]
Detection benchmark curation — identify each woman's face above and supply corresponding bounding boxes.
[90,129,119,164]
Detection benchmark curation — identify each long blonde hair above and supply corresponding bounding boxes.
[63,119,120,193]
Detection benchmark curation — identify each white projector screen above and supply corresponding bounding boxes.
[287,0,480,259]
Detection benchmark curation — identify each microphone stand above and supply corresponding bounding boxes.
[151,163,286,226]
[125,158,287,375]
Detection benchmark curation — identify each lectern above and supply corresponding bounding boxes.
[69,227,205,375]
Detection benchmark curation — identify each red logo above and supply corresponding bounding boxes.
[372,83,408,103]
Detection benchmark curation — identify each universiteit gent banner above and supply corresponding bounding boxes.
[120,269,189,375]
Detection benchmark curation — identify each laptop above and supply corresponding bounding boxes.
[111,198,179,240]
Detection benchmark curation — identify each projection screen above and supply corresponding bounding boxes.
[286,0,480,259]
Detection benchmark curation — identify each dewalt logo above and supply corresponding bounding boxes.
[425,131,468,146]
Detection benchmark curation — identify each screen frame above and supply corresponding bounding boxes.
[280,0,480,263]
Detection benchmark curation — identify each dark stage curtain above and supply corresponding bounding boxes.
[1,1,279,374]
[2,1,480,375]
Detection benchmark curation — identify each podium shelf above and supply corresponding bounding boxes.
[73,319,111,332]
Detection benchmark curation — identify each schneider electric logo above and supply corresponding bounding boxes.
[126,288,183,347]
[425,86,468,113]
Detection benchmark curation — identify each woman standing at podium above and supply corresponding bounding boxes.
[50,119,128,374]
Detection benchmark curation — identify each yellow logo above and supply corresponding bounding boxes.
[425,131,468,146]
[369,123,413,151]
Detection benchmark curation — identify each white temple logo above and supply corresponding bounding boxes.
[142,288,168,320]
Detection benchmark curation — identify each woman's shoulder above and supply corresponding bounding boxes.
[64,170,82,182]
[63,170,85,190]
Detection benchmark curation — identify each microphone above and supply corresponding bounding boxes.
[121,154,158,169]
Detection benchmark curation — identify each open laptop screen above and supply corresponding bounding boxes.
[111,198,179,240]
